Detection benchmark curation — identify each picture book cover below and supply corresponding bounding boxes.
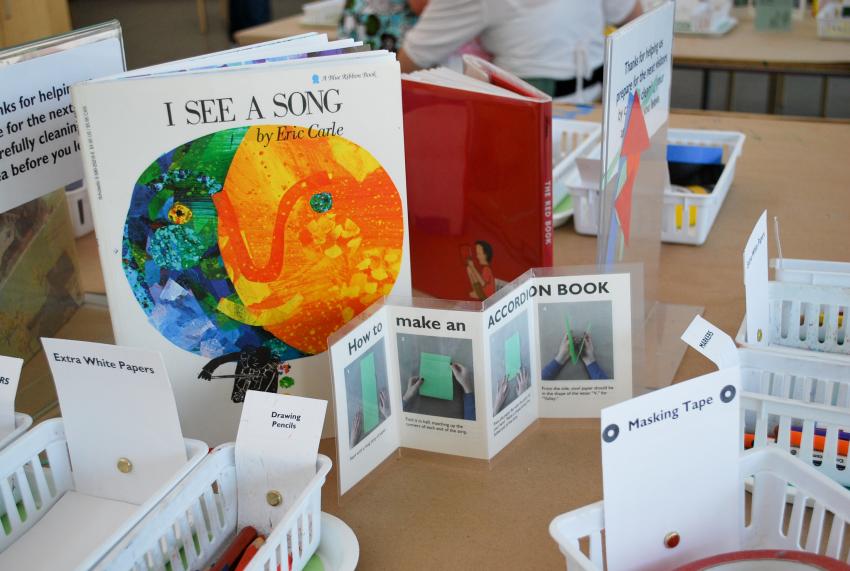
[402,55,553,302]
[73,36,411,444]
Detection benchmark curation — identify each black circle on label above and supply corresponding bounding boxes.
[720,384,736,403]
[602,423,619,443]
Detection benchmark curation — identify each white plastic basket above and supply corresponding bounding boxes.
[817,4,850,39]
[735,346,850,485]
[552,119,601,209]
[736,281,850,356]
[100,444,346,571]
[0,412,32,451]
[772,258,850,287]
[549,447,850,570]
[570,128,745,245]
[0,418,207,570]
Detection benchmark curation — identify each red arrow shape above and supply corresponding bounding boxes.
[614,93,651,244]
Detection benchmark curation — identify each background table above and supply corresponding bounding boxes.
[234,10,850,116]
[24,108,850,568]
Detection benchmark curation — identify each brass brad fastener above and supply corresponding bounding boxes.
[117,457,133,473]
[266,490,283,507]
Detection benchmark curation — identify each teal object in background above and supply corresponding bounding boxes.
[755,0,793,31]
[418,352,454,400]
[360,353,380,433]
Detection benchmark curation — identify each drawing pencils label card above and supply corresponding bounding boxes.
[681,316,739,369]
[235,391,326,534]
[743,210,769,346]
[41,338,186,504]
[0,355,22,436]
[601,368,741,571]
[418,352,454,400]
[533,272,633,418]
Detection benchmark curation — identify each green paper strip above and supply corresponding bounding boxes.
[505,332,521,380]
[418,352,454,400]
[360,353,379,433]
[566,315,578,364]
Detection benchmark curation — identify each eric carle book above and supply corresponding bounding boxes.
[72,35,411,443]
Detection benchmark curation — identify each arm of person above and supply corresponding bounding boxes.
[397,0,487,72]
[541,332,572,380]
[603,0,643,25]
[584,360,609,380]
[541,359,565,381]
[463,392,476,421]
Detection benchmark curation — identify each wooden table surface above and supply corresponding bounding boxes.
[33,109,850,568]
[235,11,850,75]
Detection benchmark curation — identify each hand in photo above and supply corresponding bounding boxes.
[378,390,390,421]
[554,332,572,366]
[516,367,529,394]
[450,362,473,394]
[350,409,363,448]
[494,376,508,413]
[402,375,424,408]
[580,333,609,380]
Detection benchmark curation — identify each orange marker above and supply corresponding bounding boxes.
[234,536,266,571]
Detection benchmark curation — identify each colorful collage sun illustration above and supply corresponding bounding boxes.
[123,126,404,400]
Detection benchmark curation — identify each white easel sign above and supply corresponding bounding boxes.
[0,22,124,212]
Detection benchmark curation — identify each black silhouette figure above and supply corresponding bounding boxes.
[198,346,280,403]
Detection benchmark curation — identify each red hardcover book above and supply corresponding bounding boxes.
[402,55,553,301]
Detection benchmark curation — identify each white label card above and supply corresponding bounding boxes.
[680,315,739,369]
[0,37,124,212]
[41,337,186,504]
[0,355,22,435]
[235,391,327,534]
[601,368,741,570]
[743,210,769,345]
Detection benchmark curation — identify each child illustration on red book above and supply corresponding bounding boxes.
[466,240,496,300]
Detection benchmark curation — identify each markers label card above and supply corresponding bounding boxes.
[681,315,739,369]
[329,268,637,494]
[601,368,741,570]
[235,391,327,534]
[0,355,22,435]
[42,338,186,504]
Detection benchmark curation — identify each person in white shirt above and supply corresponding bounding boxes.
[398,0,643,101]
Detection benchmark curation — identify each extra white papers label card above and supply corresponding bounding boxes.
[0,355,22,435]
[42,338,186,504]
[601,368,741,570]
[681,316,739,369]
[236,391,326,534]
[743,211,769,345]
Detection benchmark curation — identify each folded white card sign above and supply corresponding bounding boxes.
[235,391,326,535]
[0,355,22,436]
[42,338,186,504]
[601,367,741,571]
[743,210,769,346]
[329,268,637,494]
[680,315,739,369]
